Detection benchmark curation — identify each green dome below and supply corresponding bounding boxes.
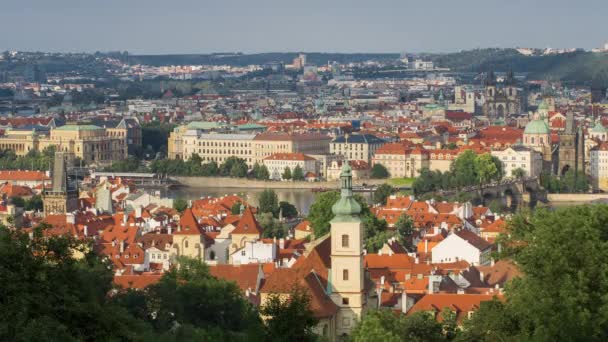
[524,119,550,135]
[331,163,362,222]
[591,121,607,133]
[538,99,549,110]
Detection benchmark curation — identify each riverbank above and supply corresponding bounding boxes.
[172,176,388,189]
[547,193,608,202]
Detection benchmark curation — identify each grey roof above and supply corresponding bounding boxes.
[184,131,257,140]
[332,134,386,144]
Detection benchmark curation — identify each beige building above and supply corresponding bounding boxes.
[590,142,608,191]
[0,124,126,165]
[168,127,331,167]
[491,145,543,179]
[371,143,429,178]
[326,160,369,181]
[330,134,386,164]
[263,153,318,180]
[428,149,460,173]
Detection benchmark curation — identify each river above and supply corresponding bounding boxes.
[152,186,372,215]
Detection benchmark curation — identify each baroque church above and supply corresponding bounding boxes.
[482,70,523,120]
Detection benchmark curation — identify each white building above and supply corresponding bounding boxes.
[491,145,543,178]
[263,153,317,181]
[431,229,492,266]
[231,240,277,265]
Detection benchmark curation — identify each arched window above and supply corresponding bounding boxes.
[185,240,189,248]
[341,234,349,248]
[343,269,349,281]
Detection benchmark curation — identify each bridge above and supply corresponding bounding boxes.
[89,171,180,188]
[436,177,546,209]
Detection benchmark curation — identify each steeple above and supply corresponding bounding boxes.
[331,162,362,222]
[505,68,515,86]
[484,69,496,86]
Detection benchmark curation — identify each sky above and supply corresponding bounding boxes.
[1,0,607,55]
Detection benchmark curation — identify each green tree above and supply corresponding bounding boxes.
[260,213,287,238]
[278,201,298,219]
[173,198,188,213]
[462,205,608,341]
[512,167,526,179]
[474,153,500,186]
[258,164,270,180]
[24,195,43,211]
[220,156,248,177]
[307,191,369,237]
[282,166,292,180]
[230,162,248,178]
[115,256,264,339]
[292,165,305,181]
[260,287,319,342]
[351,310,446,342]
[373,184,394,205]
[0,225,148,341]
[231,201,243,215]
[395,213,414,249]
[10,196,25,208]
[371,163,390,179]
[451,150,477,188]
[258,189,279,217]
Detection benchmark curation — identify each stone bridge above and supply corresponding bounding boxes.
[439,177,546,209]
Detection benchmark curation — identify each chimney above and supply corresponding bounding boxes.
[415,257,419,264]
[401,291,409,313]
[135,206,142,218]
[119,240,124,253]
[83,225,88,237]
[375,288,383,308]
[279,238,285,249]
[167,226,172,235]
[424,239,428,253]
[479,271,484,283]
[491,258,495,266]
[380,275,385,285]
[66,213,75,224]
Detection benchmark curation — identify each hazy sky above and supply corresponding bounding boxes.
[1,0,606,54]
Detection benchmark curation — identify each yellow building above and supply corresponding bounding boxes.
[371,143,429,178]
[0,124,126,166]
[171,208,205,260]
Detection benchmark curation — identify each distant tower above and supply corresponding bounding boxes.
[43,152,78,215]
[330,162,366,337]
[558,112,585,176]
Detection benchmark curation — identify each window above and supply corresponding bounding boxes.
[343,269,349,281]
[210,251,216,260]
[185,241,189,248]
[341,234,349,248]
[342,298,349,305]
[241,250,246,256]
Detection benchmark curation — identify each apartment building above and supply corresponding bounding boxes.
[330,134,386,164]
[371,143,429,178]
[263,153,317,180]
[491,145,543,179]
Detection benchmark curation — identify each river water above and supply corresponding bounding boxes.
[153,187,373,215]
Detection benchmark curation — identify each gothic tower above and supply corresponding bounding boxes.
[43,152,78,215]
[330,162,366,337]
[558,112,585,176]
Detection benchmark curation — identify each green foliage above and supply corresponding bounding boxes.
[371,163,390,179]
[413,151,503,195]
[282,166,292,180]
[260,213,287,239]
[115,257,264,340]
[0,226,148,341]
[307,191,369,237]
[106,156,142,172]
[258,189,279,217]
[0,146,61,171]
[351,310,446,342]
[512,167,526,179]
[220,156,248,177]
[231,201,243,215]
[541,170,589,193]
[10,196,25,208]
[259,287,319,342]
[292,165,305,181]
[150,155,249,178]
[487,198,507,214]
[363,214,395,253]
[252,163,270,180]
[373,184,394,205]
[278,201,298,219]
[395,213,414,249]
[142,122,176,156]
[173,198,188,213]
[24,195,43,211]
[460,206,608,341]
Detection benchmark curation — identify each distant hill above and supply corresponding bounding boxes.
[127,52,400,67]
[425,48,608,86]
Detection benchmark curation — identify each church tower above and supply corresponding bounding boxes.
[43,152,78,216]
[330,162,366,337]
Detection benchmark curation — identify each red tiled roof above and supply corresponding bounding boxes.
[231,207,263,235]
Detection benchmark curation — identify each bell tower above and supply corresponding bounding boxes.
[330,162,366,337]
[43,152,78,216]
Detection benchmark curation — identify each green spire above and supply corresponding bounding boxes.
[331,162,362,222]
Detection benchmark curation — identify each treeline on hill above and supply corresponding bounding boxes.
[126,52,400,67]
[412,150,504,196]
[426,48,608,86]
